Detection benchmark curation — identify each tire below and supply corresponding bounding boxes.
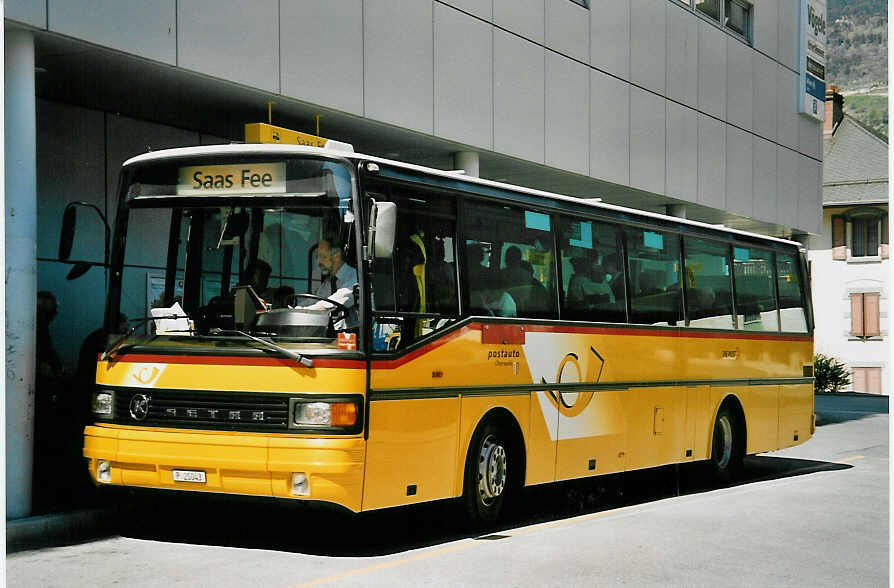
[463,420,512,528]
[710,405,744,483]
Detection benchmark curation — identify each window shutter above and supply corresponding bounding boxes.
[864,292,881,337]
[832,216,847,260]
[882,215,889,259]
[850,293,864,336]
[852,367,866,392]
[867,367,882,394]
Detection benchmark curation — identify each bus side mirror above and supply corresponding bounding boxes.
[369,201,396,259]
[59,205,77,260]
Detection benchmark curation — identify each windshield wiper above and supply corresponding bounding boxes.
[209,328,313,368]
[101,314,191,360]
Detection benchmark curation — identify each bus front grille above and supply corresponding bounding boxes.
[112,388,290,432]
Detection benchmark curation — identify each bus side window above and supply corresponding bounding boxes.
[626,228,683,326]
[558,217,626,323]
[776,252,808,333]
[463,201,557,319]
[732,246,779,332]
[682,237,735,329]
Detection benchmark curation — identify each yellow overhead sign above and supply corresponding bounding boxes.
[244,123,328,147]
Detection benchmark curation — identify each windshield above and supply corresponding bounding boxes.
[110,156,359,348]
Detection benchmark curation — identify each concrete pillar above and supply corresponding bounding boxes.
[665,204,687,219]
[5,28,37,520]
[453,151,479,178]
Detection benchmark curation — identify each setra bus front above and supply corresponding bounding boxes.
[81,144,391,512]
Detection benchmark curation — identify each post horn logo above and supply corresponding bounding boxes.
[129,394,151,421]
[545,346,605,418]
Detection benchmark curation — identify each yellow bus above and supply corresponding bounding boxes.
[76,125,815,525]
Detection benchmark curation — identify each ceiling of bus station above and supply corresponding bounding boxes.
[33,31,792,239]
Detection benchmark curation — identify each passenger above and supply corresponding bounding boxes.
[602,254,624,301]
[567,256,614,305]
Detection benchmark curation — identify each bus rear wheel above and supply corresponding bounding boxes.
[710,405,743,482]
[463,421,511,528]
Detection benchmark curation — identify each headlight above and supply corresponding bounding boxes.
[290,397,360,431]
[92,390,114,418]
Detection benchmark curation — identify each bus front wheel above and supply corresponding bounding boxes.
[463,420,511,527]
[710,405,744,482]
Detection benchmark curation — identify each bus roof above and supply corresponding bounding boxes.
[123,143,803,248]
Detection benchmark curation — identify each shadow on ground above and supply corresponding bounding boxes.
[109,455,851,557]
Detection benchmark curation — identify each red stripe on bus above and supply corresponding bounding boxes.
[105,354,366,369]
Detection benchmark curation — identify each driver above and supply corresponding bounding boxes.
[307,236,358,329]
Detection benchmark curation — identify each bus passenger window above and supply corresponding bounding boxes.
[370,189,458,350]
[558,218,626,323]
[732,247,779,332]
[776,252,808,333]
[683,237,735,329]
[463,201,557,319]
[626,229,683,326]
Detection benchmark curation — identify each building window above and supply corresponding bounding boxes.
[693,0,752,42]
[568,0,589,8]
[725,0,751,38]
[849,292,881,338]
[833,207,889,260]
[851,367,882,394]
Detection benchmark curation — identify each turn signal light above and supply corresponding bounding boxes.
[330,402,357,427]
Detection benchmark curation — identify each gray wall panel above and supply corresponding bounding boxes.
[666,2,698,108]
[6,0,46,28]
[442,0,492,21]
[36,101,105,262]
[777,0,798,71]
[726,37,753,132]
[776,146,799,229]
[629,0,666,95]
[776,65,799,150]
[752,136,778,223]
[590,0,628,78]
[545,52,589,175]
[798,115,822,160]
[697,113,725,209]
[590,69,629,186]
[697,19,726,120]
[752,0,778,61]
[364,0,433,134]
[281,0,363,116]
[494,0,543,44]
[178,0,278,93]
[494,31,544,163]
[629,87,665,195]
[545,0,588,63]
[665,101,698,202]
[797,154,822,234]
[725,124,753,217]
[752,52,777,141]
[434,4,493,148]
[49,0,176,64]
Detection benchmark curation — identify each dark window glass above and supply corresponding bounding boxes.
[626,228,683,325]
[732,247,779,332]
[683,237,734,329]
[370,188,458,350]
[776,252,808,333]
[725,0,750,37]
[696,0,721,21]
[464,201,557,319]
[852,218,866,257]
[558,218,626,323]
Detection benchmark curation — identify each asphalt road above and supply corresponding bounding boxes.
[8,395,889,587]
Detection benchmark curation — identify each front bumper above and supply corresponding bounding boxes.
[84,425,365,512]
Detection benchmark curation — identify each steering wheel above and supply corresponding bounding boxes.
[287,292,349,313]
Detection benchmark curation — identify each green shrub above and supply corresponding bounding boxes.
[814,354,852,394]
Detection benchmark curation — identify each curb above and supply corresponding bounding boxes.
[6,507,118,553]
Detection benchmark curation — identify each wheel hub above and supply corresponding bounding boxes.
[478,435,507,504]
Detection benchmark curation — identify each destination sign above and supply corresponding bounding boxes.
[176,163,286,196]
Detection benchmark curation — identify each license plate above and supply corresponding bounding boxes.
[172,469,206,483]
